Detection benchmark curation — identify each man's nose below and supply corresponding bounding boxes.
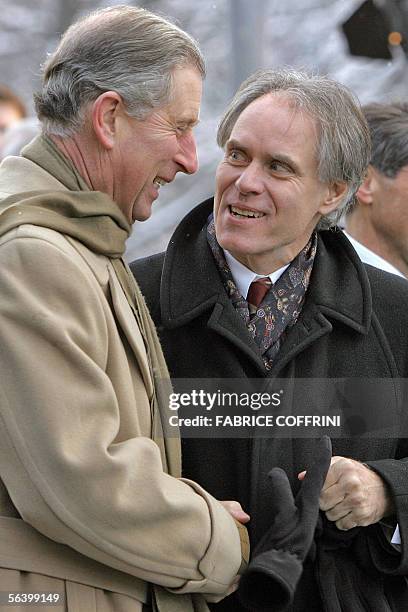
[235,162,263,195]
[175,131,198,175]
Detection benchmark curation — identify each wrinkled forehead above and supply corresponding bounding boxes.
[229,92,320,162]
[237,91,318,135]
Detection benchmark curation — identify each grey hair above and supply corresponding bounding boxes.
[363,102,408,178]
[217,68,371,229]
[34,5,205,137]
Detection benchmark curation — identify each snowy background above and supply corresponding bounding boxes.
[1,0,407,260]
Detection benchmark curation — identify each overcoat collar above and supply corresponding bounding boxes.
[160,198,373,374]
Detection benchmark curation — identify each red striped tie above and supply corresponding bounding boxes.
[247,277,272,308]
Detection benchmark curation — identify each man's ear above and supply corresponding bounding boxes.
[91,91,123,150]
[318,180,349,217]
[356,165,375,205]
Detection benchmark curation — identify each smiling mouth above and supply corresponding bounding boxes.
[229,205,265,219]
[153,177,168,190]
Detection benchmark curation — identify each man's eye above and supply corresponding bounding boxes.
[227,150,245,162]
[270,160,291,173]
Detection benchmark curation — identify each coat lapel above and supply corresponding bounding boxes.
[271,231,372,375]
[269,309,333,377]
[108,265,154,398]
[206,301,267,373]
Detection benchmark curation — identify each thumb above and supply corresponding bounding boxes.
[297,437,332,514]
[268,467,296,517]
[220,500,250,524]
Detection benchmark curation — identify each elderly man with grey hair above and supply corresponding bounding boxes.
[0,6,254,612]
[344,102,408,278]
[133,69,408,611]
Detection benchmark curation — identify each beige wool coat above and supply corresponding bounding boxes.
[0,155,243,611]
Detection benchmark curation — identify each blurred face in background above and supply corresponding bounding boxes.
[0,102,23,130]
[358,164,408,269]
[0,101,24,148]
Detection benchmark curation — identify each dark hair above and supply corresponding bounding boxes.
[363,102,408,178]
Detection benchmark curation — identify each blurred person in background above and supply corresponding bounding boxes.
[344,102,408,278]
[0,6,252,612]
[0,84,26,155]
[133,69,408,611]
[0,116,39,159]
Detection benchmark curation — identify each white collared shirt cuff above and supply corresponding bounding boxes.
[391,524,401,545]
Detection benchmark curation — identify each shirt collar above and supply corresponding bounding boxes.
[343,231,406,279]
[223,249,290,299]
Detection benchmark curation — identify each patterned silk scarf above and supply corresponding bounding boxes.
[207,216,317,370]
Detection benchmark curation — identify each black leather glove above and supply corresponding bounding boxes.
[238,436,332,612]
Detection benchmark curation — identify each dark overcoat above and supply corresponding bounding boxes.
[132,198,408,611]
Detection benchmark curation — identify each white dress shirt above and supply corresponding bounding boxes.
[343,231,405,278]
[223,249,289,299]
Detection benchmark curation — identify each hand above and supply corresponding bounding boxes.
[238,437,332,612]
[261,436,332,560]
[205,500,249,604]
[318,456,394,530]
[220,500,250,524]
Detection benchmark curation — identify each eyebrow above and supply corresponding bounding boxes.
[178,117,200,128]
[226,138,301,174]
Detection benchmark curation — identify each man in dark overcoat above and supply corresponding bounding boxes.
[132,69,408,611]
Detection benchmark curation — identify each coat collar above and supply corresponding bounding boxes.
[160,198,372,372]
[161,198,225,325]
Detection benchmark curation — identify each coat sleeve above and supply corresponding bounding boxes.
[363,277,408,575]
[363,452,408,575]
[0,227,245,595]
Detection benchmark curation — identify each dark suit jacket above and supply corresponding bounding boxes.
[132,198,408,611]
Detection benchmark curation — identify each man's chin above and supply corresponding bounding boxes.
[216,226,249,256]
[132,202,153,223]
